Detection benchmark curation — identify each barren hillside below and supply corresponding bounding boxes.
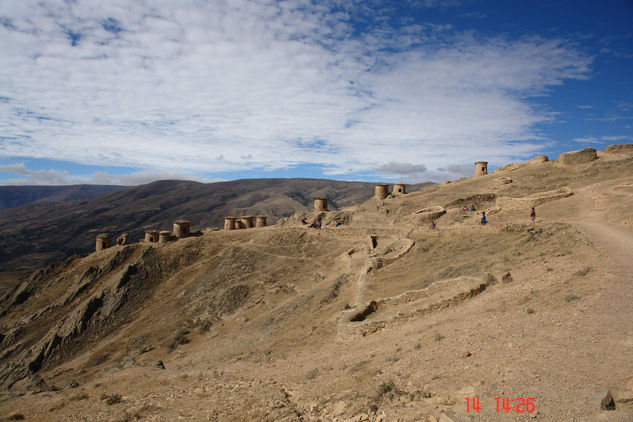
[1,146,633,421]
[0,178,412,273]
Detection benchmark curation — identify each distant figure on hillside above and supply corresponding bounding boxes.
[480,211,487,225]
[316,219,322,229]
[530,207,536,222]
[470,204,476,211]
[335,219,342,227]
[301,217,308,225]
[429,221,436,229]
[461,206,468,213]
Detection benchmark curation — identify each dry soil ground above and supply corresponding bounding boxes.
[1,151,633,421]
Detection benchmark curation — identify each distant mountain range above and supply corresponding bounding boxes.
[0,179,429,272]
[0,185,126,209]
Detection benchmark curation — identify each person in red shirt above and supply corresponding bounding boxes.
[530,207,536,222]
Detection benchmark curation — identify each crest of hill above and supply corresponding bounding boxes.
[0,178,430,272]
[0,185,126,210]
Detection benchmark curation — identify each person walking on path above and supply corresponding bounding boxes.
[530,207,536,222]
[480,211,487,225]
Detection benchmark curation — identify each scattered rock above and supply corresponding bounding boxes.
[121,356,136,367]
[63,380,79,389]
[10,373,49,394]
[612,389,633,405]
[154,360,165,369]
[461,351,472,358]
[485,273,498,285]
[439,410,464,422]
[502,272,513,283]
[495,177,513,185]
[587,390,616,410]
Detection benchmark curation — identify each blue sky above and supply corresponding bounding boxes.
[1,0,632,185]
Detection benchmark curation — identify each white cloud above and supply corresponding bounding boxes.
[572,135,633,144]
[0,0,593,179]
[0,163,217,185]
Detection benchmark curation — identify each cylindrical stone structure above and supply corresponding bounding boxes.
[393,183,407,195]
[224,216,237,230]
[256,215,267,228]
[95,233,111,251]
[116,233,128,246]
[314,197,328,212]
[241,216,255,229]
[159,230,171,244]
[375,184,389,199]
[144,230,159,243]
[474,161,488,176]
[172,219,190,238]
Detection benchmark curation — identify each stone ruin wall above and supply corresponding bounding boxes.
[256,215,267,227]
[173,220,190,238]
[144,230,159,243]
[159,231,171,244]
[241,216,255,228]
[527,155,549,164]
[393,184,407,195]
[474,161,488,176]
[495,187,573,210]
[375,184,389,200]
[412,206,446,223]
[603,143,633,155]
[314,197,328,212]
[224,217,237,230]
[95,234,111,251]
[558,148,597,165]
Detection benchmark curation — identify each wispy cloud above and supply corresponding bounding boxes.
[572,135,633,144]
[0,0,593,181]
[0,163,217,185]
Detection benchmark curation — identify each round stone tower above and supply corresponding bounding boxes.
[144,230,159,243]
[393,183,407,195]
[256,215,267,228]
[95,233,111,252]
[241,216,255,228]
[173,219,190,238]
[158,230,172,244]
[314,197,328,212]
[224,216,237,230]
[375,184,389,199]
[474,161,488,176]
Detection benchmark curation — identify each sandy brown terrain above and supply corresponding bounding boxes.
[1,146,633,421]
[0,178,408,272]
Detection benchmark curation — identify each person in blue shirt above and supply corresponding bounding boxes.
[480,211,487,225]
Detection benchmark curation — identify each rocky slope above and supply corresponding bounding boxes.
[0,178,425,272]
[1,146,633,421]
[0,185,126,210]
